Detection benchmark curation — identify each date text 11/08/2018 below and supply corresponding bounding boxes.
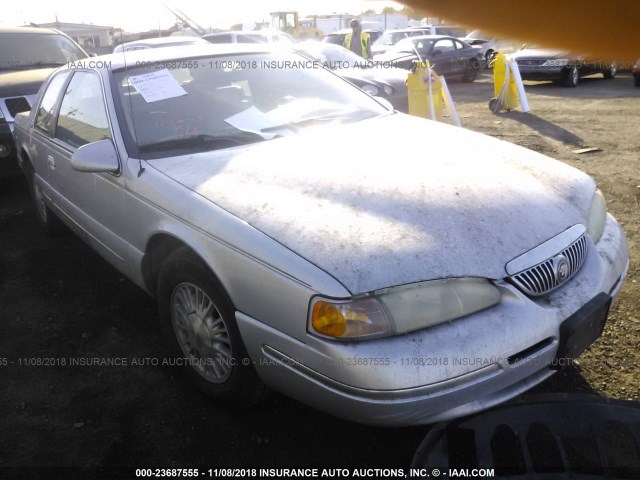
[135,467,496,478]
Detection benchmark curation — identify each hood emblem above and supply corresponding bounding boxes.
[552,255,570,284]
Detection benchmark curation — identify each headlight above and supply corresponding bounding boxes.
[310,297,391,340]
[383,85,394,95]
[587,189,607,243]
[309,278,501,341]
[360,83,380,96]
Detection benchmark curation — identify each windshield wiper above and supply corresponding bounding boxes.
[260,114,357,133]
[139,132,265,153]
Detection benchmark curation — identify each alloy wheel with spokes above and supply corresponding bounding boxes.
[170,282,233,383]
[157,247,268,406]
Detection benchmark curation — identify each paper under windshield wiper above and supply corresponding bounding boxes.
[260,114,356,133]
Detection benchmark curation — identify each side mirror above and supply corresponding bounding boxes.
[90,52,99,57]
[432,49,443,56]
[70,139,119,173]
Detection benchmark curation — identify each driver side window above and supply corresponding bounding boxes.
[35,71,71,134]
[54,71,112,149]
[433,39,456,53]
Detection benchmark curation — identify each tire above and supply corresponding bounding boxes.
[484,50,494,69]
[462,65,478,82]
[603,64,616,79]
[489,98,501,114]
[156,247,268,407]
[562,66,579,87]
[635,75,640,87]
[24,162,67,235]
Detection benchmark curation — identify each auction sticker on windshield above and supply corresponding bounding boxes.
[129,69,187,103]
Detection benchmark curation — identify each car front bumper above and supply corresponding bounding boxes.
[517,65,567,81]
[237,215,628,426]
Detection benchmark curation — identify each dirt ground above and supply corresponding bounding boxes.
[1,71,639,478]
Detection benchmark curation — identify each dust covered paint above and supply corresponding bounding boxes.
[152,113,594,293]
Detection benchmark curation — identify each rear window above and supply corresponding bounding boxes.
[204,34,232,44]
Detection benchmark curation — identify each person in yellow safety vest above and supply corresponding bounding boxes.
[344,19,372,60]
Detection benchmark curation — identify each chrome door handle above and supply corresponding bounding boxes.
[47,155,55,170]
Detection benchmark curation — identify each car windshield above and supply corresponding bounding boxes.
[113,52,388,158]
[373,31,408,46]
[0,32,87,69]
[391,37,434,54]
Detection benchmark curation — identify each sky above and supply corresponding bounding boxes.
[2,1,407,33]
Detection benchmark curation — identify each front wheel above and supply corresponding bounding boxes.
[462,65,478,82]
[603,64,617,79]
[156,247,268,406]
[484,50,495,69]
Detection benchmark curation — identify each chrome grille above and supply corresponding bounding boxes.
[5,97,31,117]
[509,234,588,296]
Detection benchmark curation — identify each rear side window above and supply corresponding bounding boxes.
[35,71,71,134]
[433,39,456,53]
[55,72,111,148]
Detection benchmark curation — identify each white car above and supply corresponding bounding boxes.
[202,30,295,45]
[462,30,518,66]
[113,36,210,53]
[13,44,628,426]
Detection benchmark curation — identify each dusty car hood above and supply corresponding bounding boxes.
[150,113,594,294]
[0,68,55,97]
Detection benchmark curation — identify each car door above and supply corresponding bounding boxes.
[429,38,459,76]
[29,71,72,209]
[454,40,477,73]
[47,70,129,272]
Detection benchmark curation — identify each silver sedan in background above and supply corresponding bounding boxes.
[13,45,628,426]
[295,40,409,111]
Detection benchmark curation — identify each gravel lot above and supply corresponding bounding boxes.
[1,70,638,478]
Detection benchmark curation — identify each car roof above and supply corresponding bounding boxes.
[82,43,285,71]
[125,36,205,46]
[400,34,451,41]
[113,36,209,53]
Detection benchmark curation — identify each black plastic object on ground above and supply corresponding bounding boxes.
[412,394,640,479]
